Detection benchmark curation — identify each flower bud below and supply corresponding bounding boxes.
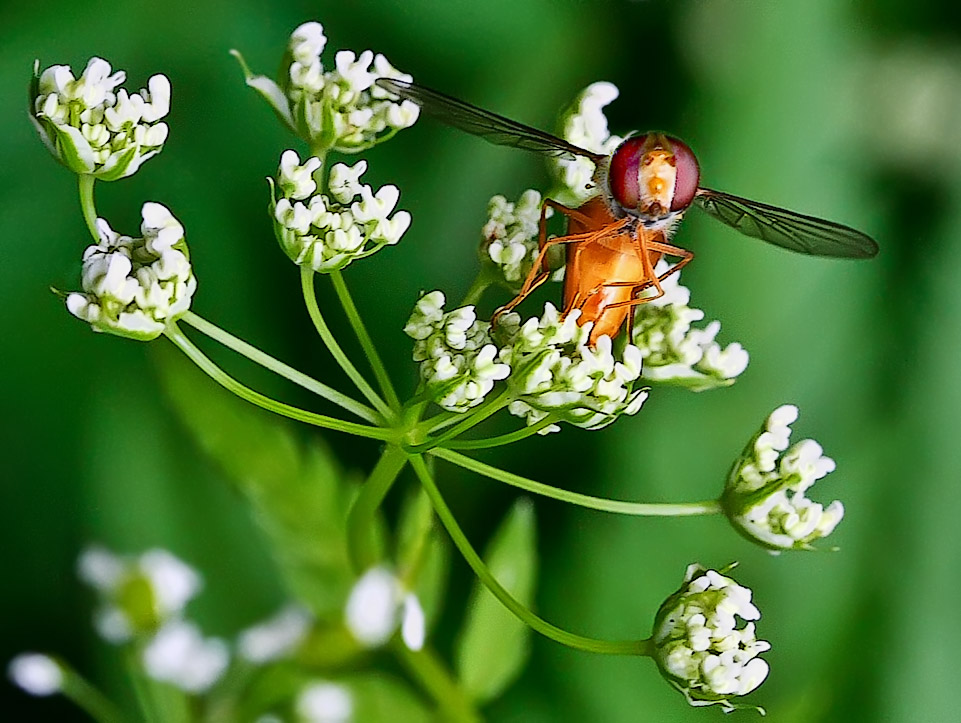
[722,405,843,551]
[65,203,196,341]
[344,566,426,651]
[7,654,62,697]
[481,189,553,288]
[30,58,170,180]
[652,564,770,712]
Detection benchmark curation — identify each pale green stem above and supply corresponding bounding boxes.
[301,268,393,420]
[329,269,402,412]
[164,322,393,441]
[78,174,99,241]
[444,416,558,449]
[181,311,379,424]
[411,456,651,656]
[392,643,481,723]
[56,661,128,723]
[410,391,512,451]
[431,447,724,517]
[460,269,495,307]
[346,445,409,571]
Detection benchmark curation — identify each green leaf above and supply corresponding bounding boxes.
[230,49,295,131]
[49,121,95,173]
[455,498,537,704]
[154,345,354,618]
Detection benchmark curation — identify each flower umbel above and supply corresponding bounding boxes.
[271,151,411,272]
[652,564,770,712]
[722,404,843,551]
[30,57,170,180]
[481,189,554,288]
[65,202,196,341]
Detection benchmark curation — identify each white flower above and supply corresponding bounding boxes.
[631,260,747,390]
[653,564,770,711]
[404,292,510,412]
[77,546,201,642]
[238,605,312,663]
[296,681,353,723]
[235,22,418,152]
[31,57,170,180]
[497,304,648,432]
[723,405,843,551]
[344,567,426,651]
[66,203,196,341]
[142,620,228,693]
[271,153,411,272]
[481,189,554,287]
[8,654,62,697]
[549,81,623,206]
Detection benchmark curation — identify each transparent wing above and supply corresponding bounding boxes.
[376,78,604,162]
[694,188,879,259]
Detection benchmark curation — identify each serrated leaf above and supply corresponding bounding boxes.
[154,345,353,618]
[455,499,537,704]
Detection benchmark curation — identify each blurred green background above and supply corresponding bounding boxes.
[4,0,960,720]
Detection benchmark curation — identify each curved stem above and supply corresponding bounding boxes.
[444,416,558,449]
[460,269,494,307]
[164,322,393,441]
[392,643,481,723]
[301,268,393,420]
[431,448,724,517]
[78,175,99,241]
[346,445,408,571]
[410,455,651,656]
[58,661,128,723]
[181,311,380,424]
[329,269,401,412]
[410,391,512,452]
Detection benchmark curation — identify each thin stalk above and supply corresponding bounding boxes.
[57,662,128,723]
[78,175,99,241]
[301,268,393,420]
[165,323,393,441]
[392,643,481,723]
[410,392,512,451]
[329,269,401,411]
[459,269,494,307]
[444,416,558,449]
[346,445,409,571]
[181,311,380,424]
[410,456,651,656]
[432,448,724,517]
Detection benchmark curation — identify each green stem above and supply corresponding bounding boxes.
[444,416,558,449]
[181,311,380,424]
[346,445,409,571]
[78,174,99,241]
[329,269,402,412]
[410,455,651,656]
[411,392,512,451]
[432,448,724,517]
[57,662,128,723]
[164,322,393,441]
[460,269,494,306]
[392,643,481,723]
[301,268,394,421]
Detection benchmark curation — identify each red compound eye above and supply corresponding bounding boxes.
[667,136,700,211]
[608,135,647,211]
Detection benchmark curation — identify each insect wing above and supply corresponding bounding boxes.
[694,188,879,259]
[376,78,604,162]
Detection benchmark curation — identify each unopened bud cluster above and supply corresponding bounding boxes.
[481,190,553,287]
[31,57,170,180]
[66,203,196,340]
[631,261,748,390]
[652,564,770,710]
[723,405,843,551]
[272,151,410,272]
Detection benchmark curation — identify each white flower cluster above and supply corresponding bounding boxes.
[631,260,748,391]
[497,305,648,432]
[652,564,771,711]
[404,291,509,412]
[272,151,411,272]
[345,567,426,651]
[31,57,170,180]
[77,546,228,693]
[238,605,313,663]
[66,203,196,341]
[723,405,843,551]
[549,81,623,206]
[235,21,418,153]
[481,189,553,287]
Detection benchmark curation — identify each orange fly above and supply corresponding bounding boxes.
[377,78,878,346]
